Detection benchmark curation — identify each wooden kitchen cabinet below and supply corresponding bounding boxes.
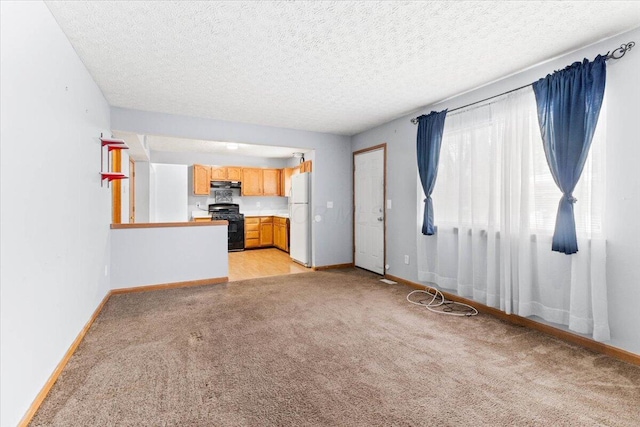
[242,168,263,196]
[245,216,277,249]
[263,169,280,196]
[226,167,242,180]
[260,217,274,246]
[273,216,289,252]
[245,217,260,248]
[211,166,242,181]
[193,164,211,195]
[280,167,294,197]
[193,217,212,223]
[300,160,313,173]
[210,167,226,180]
[242,168,280,196]
[194,163,296,197]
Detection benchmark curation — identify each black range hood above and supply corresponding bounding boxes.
[211,180,241,189]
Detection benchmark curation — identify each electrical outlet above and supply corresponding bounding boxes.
[256,202,261,207]
[104,265,108,276]
[327,201,333,208]
[404,255,409,265]
[387,199,392,209]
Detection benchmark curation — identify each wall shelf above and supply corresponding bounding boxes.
[101,172,129,182]
[100,137,126,146]
[105,143,129,152]
[100,134,128,187]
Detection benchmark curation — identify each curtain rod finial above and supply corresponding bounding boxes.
[607,41,635,60]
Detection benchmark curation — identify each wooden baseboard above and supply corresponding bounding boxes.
[18,292,111,427]
[18,276,228,426]
[385,274,640,367]
[110,277,228,295]
[312,263,355,271]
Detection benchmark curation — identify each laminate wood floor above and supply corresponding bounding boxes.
[228,248,310,281]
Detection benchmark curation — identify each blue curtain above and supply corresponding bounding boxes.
[533,55,606,254]
[417,110,448,235]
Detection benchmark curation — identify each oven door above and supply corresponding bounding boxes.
[227,219,245,251]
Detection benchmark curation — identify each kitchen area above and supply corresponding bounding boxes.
[110,132,319,281]
[188,157,314,269]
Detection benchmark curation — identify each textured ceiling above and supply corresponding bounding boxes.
[46,1,640,136]
[146,135,309,158]
[111,130,309,160]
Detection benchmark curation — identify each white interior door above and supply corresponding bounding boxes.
[354,148,385,274]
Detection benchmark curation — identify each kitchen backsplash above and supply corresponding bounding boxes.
[188,194,289,217]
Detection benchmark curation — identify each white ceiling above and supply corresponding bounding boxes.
[111,131,309,160]
[46,1,640,136]
[147,135,309,158]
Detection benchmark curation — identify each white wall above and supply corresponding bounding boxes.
[112,109,353,268]
[135,161,151,222]
[110,225,228,289]
[151,149,290,168]
[0,2,112,426]
[151,163,189,222]
[351,28,640,355]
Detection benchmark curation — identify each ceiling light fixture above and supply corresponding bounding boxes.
[227,143,239,150]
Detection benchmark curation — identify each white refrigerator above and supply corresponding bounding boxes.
[289,172,311,267]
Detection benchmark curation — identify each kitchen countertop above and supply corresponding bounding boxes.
[191,210,289,219]
[244,212,289,218]
[112,221,227,229]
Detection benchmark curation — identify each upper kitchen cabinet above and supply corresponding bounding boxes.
[263,169,280,196]
[242,168,280,196]
[242,168,263,195]
[192,164,211,195]
[300,160,313,173]
[280,167,294,196]
[211,166,242,181]
[210,167,226,180]
[280,162,311,196]
[226,167,242,180]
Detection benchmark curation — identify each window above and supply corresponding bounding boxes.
[428,87,605,237]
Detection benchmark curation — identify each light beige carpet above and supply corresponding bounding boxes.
[31,269,640,426]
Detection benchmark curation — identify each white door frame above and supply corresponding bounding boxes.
[353,144,387,275]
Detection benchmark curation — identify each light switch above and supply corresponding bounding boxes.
[327,201,334,208]
[387,199,392,209]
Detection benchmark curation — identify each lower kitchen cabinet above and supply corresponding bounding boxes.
[245,216,289,252]
[259,217,273,246]
[193,217,212,223]
[273,217,289,252]
[245,217,260,248]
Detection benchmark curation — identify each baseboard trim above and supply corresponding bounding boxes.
[18,276,229,426]
[18,291,111,427]
[312,263,355,271]
[110,277,228,295]
[385,274,640,367]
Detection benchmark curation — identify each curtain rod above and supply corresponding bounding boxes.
[410,41,635,124]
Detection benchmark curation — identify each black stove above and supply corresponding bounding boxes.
[209,203,245,251]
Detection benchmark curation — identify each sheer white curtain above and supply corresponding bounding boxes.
[416,87,609,341]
